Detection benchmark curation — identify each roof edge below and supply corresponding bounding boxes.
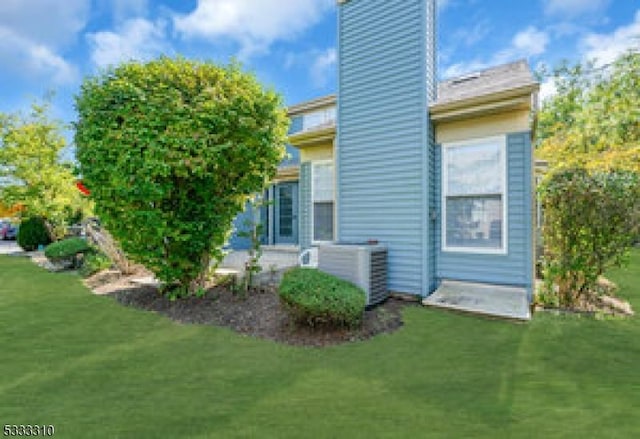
[430,83,539,114]
[287,94,336,116]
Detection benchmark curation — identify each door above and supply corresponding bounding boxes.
[275,182,298,245]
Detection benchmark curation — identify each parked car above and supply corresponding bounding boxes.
[0,221,18,240]
[0,221,9,239]
[5,224,18,240]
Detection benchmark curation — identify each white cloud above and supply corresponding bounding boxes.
[511,26,550,56]
[173,0,333,58]
[543,0,610,18]
[0,0,89,48]
[87,19,169,68]
[310,48,337,88]
[0,0,88,83]
[539,78,558,103]
[444,26,549,78]
[581,10,640,66]
[0,26,77,84]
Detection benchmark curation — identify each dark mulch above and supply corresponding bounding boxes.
[109,285,418,347]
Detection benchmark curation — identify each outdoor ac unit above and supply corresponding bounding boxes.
[318,244,388,306]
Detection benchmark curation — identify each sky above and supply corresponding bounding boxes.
[0,0,639,139]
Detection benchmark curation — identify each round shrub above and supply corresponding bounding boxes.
[44,237,91,261]
[17,217,51,251]
[279,268,366,328]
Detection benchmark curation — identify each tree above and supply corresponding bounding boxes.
[0,100,89,239]
[537,50,640,172]
[74,57,289,297]
[539,168,640,306]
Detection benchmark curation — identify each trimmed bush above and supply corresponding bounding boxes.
[279,268,366,328]
[17,217,51,251]
[75,57,289,297]
[45,237,91,261]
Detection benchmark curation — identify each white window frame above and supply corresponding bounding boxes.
[311,160,335,245]
[442,135,508,255]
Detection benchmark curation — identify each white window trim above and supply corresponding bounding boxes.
[441,135,508,255]
[311,159,335,245]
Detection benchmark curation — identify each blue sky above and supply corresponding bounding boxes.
[0,0,638,134]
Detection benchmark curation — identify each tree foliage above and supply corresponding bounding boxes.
[0,101,89,238]
[74,57,289,297]
[537,50,640,172]
[17,216,52,251]
[539,168,640,306]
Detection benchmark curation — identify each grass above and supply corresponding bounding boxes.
[1,250,639,438]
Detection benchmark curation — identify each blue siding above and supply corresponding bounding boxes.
[338,0,434,296]
[298,162,312,249]
[428,124,438,292]
[435,132,534,292]
[228,201,254,250]
[280,116,302,168]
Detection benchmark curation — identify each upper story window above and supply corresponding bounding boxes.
[302,106,336,132]
[312,161,335,243]
[442,135,507,254]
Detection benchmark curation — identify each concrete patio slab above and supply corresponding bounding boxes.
[423,280,531,321]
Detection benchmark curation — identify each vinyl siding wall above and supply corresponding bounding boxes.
[435,131,534,291]
[298,162,312,250]
[338,0,432,295]
[227,201,254,250]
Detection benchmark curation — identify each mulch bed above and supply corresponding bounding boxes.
[109,285,419,347]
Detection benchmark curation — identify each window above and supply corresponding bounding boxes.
[312,161,334,242]
[442,136,507,253]
[302,107,336,131]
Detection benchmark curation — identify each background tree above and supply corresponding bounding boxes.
[74,57,289,297]
[0,100,90,239]
[536,50,639,172]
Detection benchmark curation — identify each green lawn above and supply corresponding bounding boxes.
[1,250,639,438]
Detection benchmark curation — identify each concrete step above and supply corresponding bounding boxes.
[423,280,531,321]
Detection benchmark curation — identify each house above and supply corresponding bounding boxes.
[227,0,538,303]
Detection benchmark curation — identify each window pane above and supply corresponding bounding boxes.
[278,185,293,237]
[446,196,503,249]
[447,142,502,195]
[313,163,334,202]
[314,202,334,241]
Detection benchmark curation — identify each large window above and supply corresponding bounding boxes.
[442,136,507,253]
[312,161,334,242]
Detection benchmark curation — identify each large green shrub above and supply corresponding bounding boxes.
[44,237,90,261]
[17,217,51,251]
[539,168,640,305]
[75,57,289,297]
[279,268,366,328]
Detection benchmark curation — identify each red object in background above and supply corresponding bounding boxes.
[76,181,90,196]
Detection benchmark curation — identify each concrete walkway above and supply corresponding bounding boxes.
[219,246,299,274]
[0,240,21,255]
[423,280,531,321]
